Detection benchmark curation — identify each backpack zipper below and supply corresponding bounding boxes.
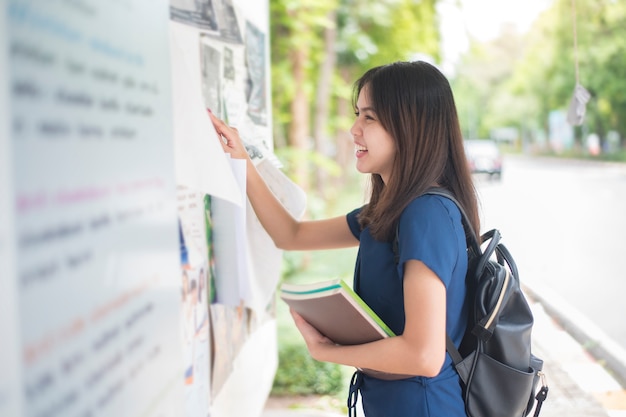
[484,268,511,329]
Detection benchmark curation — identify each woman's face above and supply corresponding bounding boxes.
[350,86,396,184]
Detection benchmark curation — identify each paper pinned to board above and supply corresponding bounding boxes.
[257,159,307,220]
[212,157,249,307]
[169,22,243,206]
[242,158,307,312]
[567,84,592,126]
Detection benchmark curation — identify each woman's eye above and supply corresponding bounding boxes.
[354,111,375,121]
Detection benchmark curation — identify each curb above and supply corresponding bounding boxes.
[523,282,626,390]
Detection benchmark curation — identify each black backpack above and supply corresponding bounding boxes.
[394,188,548,417]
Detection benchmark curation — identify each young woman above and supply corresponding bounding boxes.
[209,60,480,416]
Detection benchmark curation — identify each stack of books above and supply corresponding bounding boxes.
[279,278,414,380]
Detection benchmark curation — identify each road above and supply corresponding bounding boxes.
[473,154,626,352]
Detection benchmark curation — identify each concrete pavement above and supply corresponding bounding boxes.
[262,287,626,417]
[525,288,626,417]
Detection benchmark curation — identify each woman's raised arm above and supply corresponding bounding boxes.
[208,111,358,251]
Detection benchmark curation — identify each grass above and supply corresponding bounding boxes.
[542,148,626,163]
[503,141,626,163]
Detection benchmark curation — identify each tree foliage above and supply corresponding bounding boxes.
[455,0,626,149]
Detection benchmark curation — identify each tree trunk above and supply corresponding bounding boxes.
[312,9,338,196]
[288,45,310,191]
[335,67,356,185]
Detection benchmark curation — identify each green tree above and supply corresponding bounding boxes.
[451,0,626,152]
[270,0,338,190]
[509,0,626,149]
[270,0,442,196]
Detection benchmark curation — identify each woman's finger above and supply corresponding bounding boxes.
[206,110,233,148]
[207,111,239,142]
[207,110,226,133]
[205,109,250,159]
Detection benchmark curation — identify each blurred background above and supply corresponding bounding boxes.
[267,0,626,413]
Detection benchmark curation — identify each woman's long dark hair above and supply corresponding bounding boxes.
[354,61,480,241]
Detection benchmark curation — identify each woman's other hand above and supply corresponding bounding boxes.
[290,308,335,361]
[207,110,249,160]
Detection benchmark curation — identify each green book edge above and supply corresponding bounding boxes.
[338,280,396,337]
[281,280,396,337]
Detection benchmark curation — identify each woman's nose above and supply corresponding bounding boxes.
[350,120,360,138]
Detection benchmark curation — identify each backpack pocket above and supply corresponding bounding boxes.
[462,351,538,417]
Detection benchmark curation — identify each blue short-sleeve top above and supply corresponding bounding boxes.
[346,194,469,416]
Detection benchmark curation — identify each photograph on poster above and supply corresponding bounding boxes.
[223,47,235,81]
[213,0,243,43]
[179,220,211,416]
[193,15,275,167]
[199,33,243,124]
[209,304,249,399]
[181,264,212,416]
[170,0,219,32]
[244,21,267,126]
[171,0,243,44]
[200,42,222,117]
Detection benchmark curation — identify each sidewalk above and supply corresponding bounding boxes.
[525,288,626,417]
[262,291,626,417]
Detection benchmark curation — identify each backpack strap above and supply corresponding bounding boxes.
[446,334,464,364]
[393,187,481,264]
[422,187,481,256]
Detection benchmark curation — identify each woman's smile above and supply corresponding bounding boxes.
[355,143,368,158]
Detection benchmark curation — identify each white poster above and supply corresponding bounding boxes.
[212,158,249,306]
[0,4,23,416]
[6,1,183,416]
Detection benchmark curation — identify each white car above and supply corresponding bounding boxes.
[464,139,503,179]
